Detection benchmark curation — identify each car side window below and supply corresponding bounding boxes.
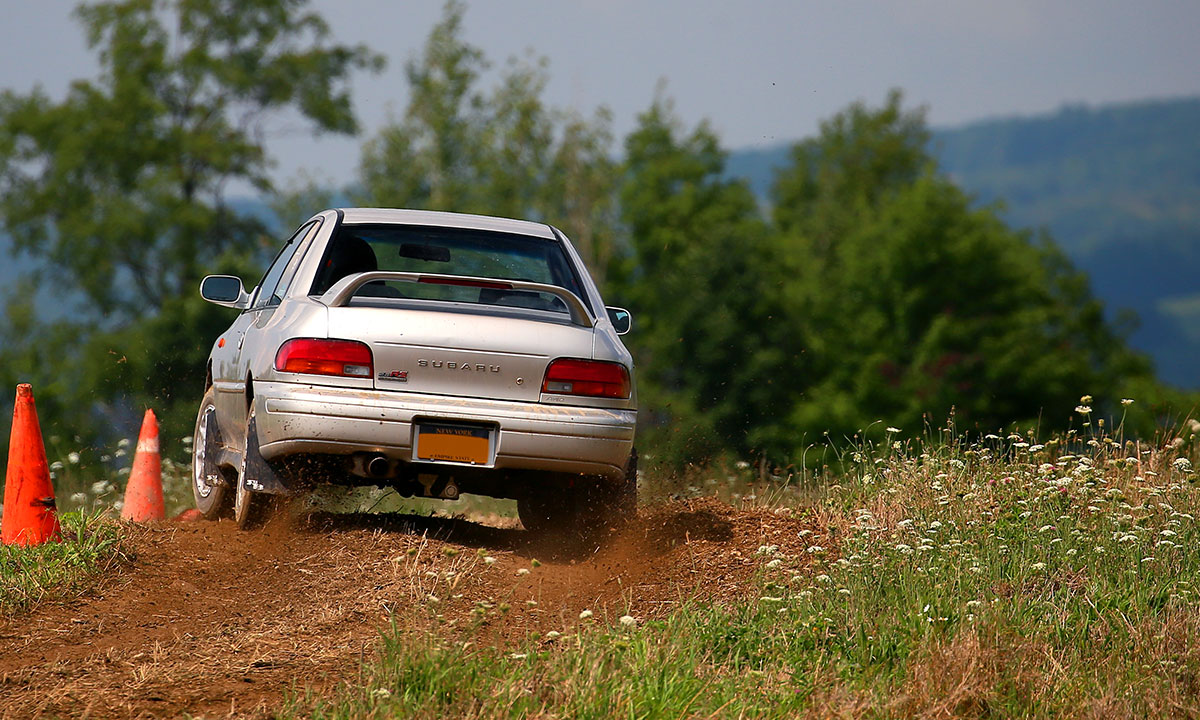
[269,221,323,306]
[253,221,317,310]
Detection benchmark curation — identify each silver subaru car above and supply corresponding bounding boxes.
[192,208,637,531]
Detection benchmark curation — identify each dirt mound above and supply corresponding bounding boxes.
[0,499,824,719]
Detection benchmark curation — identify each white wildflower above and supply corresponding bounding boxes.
[68,452,81,464]
[579,609,594,620]
[619,615,637,627]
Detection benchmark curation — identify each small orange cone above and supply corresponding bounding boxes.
[2,384,61,546]
[120,409,165,522]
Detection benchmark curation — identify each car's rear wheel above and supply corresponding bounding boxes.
[234,404,274,530]
[517,449,637,537]
[192,387,232,520]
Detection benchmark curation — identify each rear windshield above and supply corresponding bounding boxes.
[309,223,585,313]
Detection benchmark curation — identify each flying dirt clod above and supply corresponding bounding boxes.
[1,383,61,546]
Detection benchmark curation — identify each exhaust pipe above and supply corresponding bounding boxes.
[366,455,390,478]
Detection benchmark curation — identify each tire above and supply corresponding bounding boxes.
[516,488,570,535]
[234,403,273,530]
[192,387,232,520]
[517,449,638,537]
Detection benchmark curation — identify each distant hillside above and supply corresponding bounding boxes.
[727,96,1200,389]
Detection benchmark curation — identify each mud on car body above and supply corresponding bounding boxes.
[192,208,637,531]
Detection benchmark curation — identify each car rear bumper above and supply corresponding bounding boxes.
[253,381,636,480]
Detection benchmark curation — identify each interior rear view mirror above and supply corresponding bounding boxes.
[399,243,451,262]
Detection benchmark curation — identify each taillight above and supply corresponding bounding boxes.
[274,338,373,378]
[542,358,631,399]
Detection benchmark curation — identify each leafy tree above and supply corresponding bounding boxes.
[351,0,621,283]
[771,92,1155,447]
[773,89,930,258]
[0,0,382,451]
[618,95,801,463]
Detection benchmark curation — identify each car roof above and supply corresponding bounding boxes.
[336,208,557,240]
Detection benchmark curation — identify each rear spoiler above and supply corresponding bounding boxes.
[320,271,596,328]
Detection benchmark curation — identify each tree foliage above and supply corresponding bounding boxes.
[767,94,1155,450]
[0,0,381,447]
[617,91,1160,466]
[349,0,620,283]
[615,95,802,462]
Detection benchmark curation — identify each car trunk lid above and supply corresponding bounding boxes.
[325,305,594,403]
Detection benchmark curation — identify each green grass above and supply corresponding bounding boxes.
[288,413,1200,719]
[0,510,130,613]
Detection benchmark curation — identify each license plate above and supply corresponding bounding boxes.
[414,422,492,465]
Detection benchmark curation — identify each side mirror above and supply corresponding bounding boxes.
[606,306,632,335]
[200,275,251,309]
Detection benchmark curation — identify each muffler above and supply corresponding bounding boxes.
[366,454,391,478]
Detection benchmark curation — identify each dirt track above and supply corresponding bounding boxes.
[0,499,822,719]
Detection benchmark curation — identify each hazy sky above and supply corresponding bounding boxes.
[2,1,1198,189]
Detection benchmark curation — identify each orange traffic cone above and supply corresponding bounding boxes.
[2,384,61,546]
[120,409,164,522]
